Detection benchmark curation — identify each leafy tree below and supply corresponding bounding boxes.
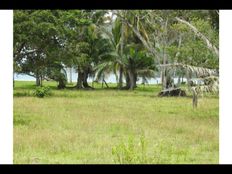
[14,10,66,87]
[14,10,219,104]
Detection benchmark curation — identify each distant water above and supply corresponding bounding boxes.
[14,70,187,84]
[14,74,36,81]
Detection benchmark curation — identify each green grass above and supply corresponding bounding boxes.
[13,81,219,164]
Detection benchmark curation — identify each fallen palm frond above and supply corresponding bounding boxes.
[158,63,219,107]
[159,63,218,77]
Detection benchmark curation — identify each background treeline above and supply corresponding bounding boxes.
[14,10,219,92]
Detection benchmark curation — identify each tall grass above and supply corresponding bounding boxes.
[14,81,219,164]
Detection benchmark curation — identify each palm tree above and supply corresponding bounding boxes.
[98,17,125,89]
[96,11,157,90]
[123,46,156,90]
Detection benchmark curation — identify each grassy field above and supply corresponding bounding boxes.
[13,81,219,164]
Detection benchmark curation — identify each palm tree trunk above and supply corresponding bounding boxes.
[125,72,130,89]
[83,68,91,88]
[83,72,89,88]
[101,74,104,88]
[118,66,123,89]
[76,68,83,89]
[103,79,109,88]
[118,18,124,89]
[128,70,136,90]
[134,73,137,88]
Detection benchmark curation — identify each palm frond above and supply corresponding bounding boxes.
[159,63,218,77]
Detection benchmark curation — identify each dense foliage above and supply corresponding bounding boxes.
[14,10,219,105]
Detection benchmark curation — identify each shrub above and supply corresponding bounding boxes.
[112,135,149,164]
[33,86,51,98]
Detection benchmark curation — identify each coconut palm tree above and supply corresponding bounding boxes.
[97,17,126,88]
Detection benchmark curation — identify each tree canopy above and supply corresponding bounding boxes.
[14,10,219,103]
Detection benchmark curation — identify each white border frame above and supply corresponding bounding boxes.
[0,10,13,164]
[0,9,232,165]
[219,10,232,164]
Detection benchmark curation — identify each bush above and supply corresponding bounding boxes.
[33,86,51,98]
[112,135,149,164]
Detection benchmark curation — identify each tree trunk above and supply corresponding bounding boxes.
[162,47,168,90]
[125,72,130,89]
[118,18,124,89]
[124,20,159,62]
[101,74,104,88]
[160,71,163,85]
[40,76,43,87]
[162,69,167,89]
[103,79,109,88]
[158,87,186,97]
[118,66,123,89]
[128,70,136,90]
[192,89,198,108]
[76,67,92,89]
[58,79,66,89]
[36,74,41,86]
[83,72,89,88]
[83,69,91,88]
[175,17,219,57]
[76,68,83,89]
[134,73,137,88]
